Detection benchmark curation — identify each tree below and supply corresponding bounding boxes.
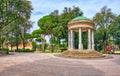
[13,0,33,50]
[52,6,80,48]
[58,6,80,40]
[38,15,56,52]
[32,29,45,52]
[109,15,120,48]
[19,21,33,49]
[93,6,116,51]
[0,0,33,50]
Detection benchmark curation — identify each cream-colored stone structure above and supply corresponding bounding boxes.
[67,14,94,51]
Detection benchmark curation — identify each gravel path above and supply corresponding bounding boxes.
[0,53,120,76]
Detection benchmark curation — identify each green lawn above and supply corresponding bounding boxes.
[98,50,120,54]
[45,50,61,53]
[115,50,120,53]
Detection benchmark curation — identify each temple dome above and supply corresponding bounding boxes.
[67,15,94,32]
[72,16,90,21]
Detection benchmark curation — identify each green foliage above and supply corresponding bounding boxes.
[31,29,46,52]
[0,0,33,30]
[38,15,54,35]
[60,41,68,52]
[82,32,88,49]
[93,6,116,51]
[0,0,33,50]
[32,41,37,51]
[54,6,80,40]
[74,32,79,49]
[109,15,120,48]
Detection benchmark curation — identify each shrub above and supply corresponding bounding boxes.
[15,48,35,52]
[0,48,9,54]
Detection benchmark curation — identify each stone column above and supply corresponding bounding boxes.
[88,29,91,50]
[70,30,74,49]
[91,30,94,50]
[68,30,71,50]
[78,28,83,50]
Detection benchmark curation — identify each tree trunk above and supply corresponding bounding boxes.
[22,37,25,49]
[41,35,45,53]
[41,40,45,53]
[20,33,25,49]
[49,34,54,53]
[15,35,19,51]
[10,44,12,51]
[102,40,106,52]
[1,41,4,48]
[22,38,25,49]
[1,39,4,48]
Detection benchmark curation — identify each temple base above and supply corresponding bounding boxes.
[61,50,104,58]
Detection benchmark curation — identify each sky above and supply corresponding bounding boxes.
[29,0,120,33]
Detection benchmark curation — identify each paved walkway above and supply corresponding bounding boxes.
[0,53,120,76]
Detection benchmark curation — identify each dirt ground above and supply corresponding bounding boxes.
[0,53,120,76]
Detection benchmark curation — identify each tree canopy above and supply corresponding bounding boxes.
[32,6,81,52]
[0,0,33,50]
[93,6,117,51]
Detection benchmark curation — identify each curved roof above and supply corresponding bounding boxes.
[72,16,89,21]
